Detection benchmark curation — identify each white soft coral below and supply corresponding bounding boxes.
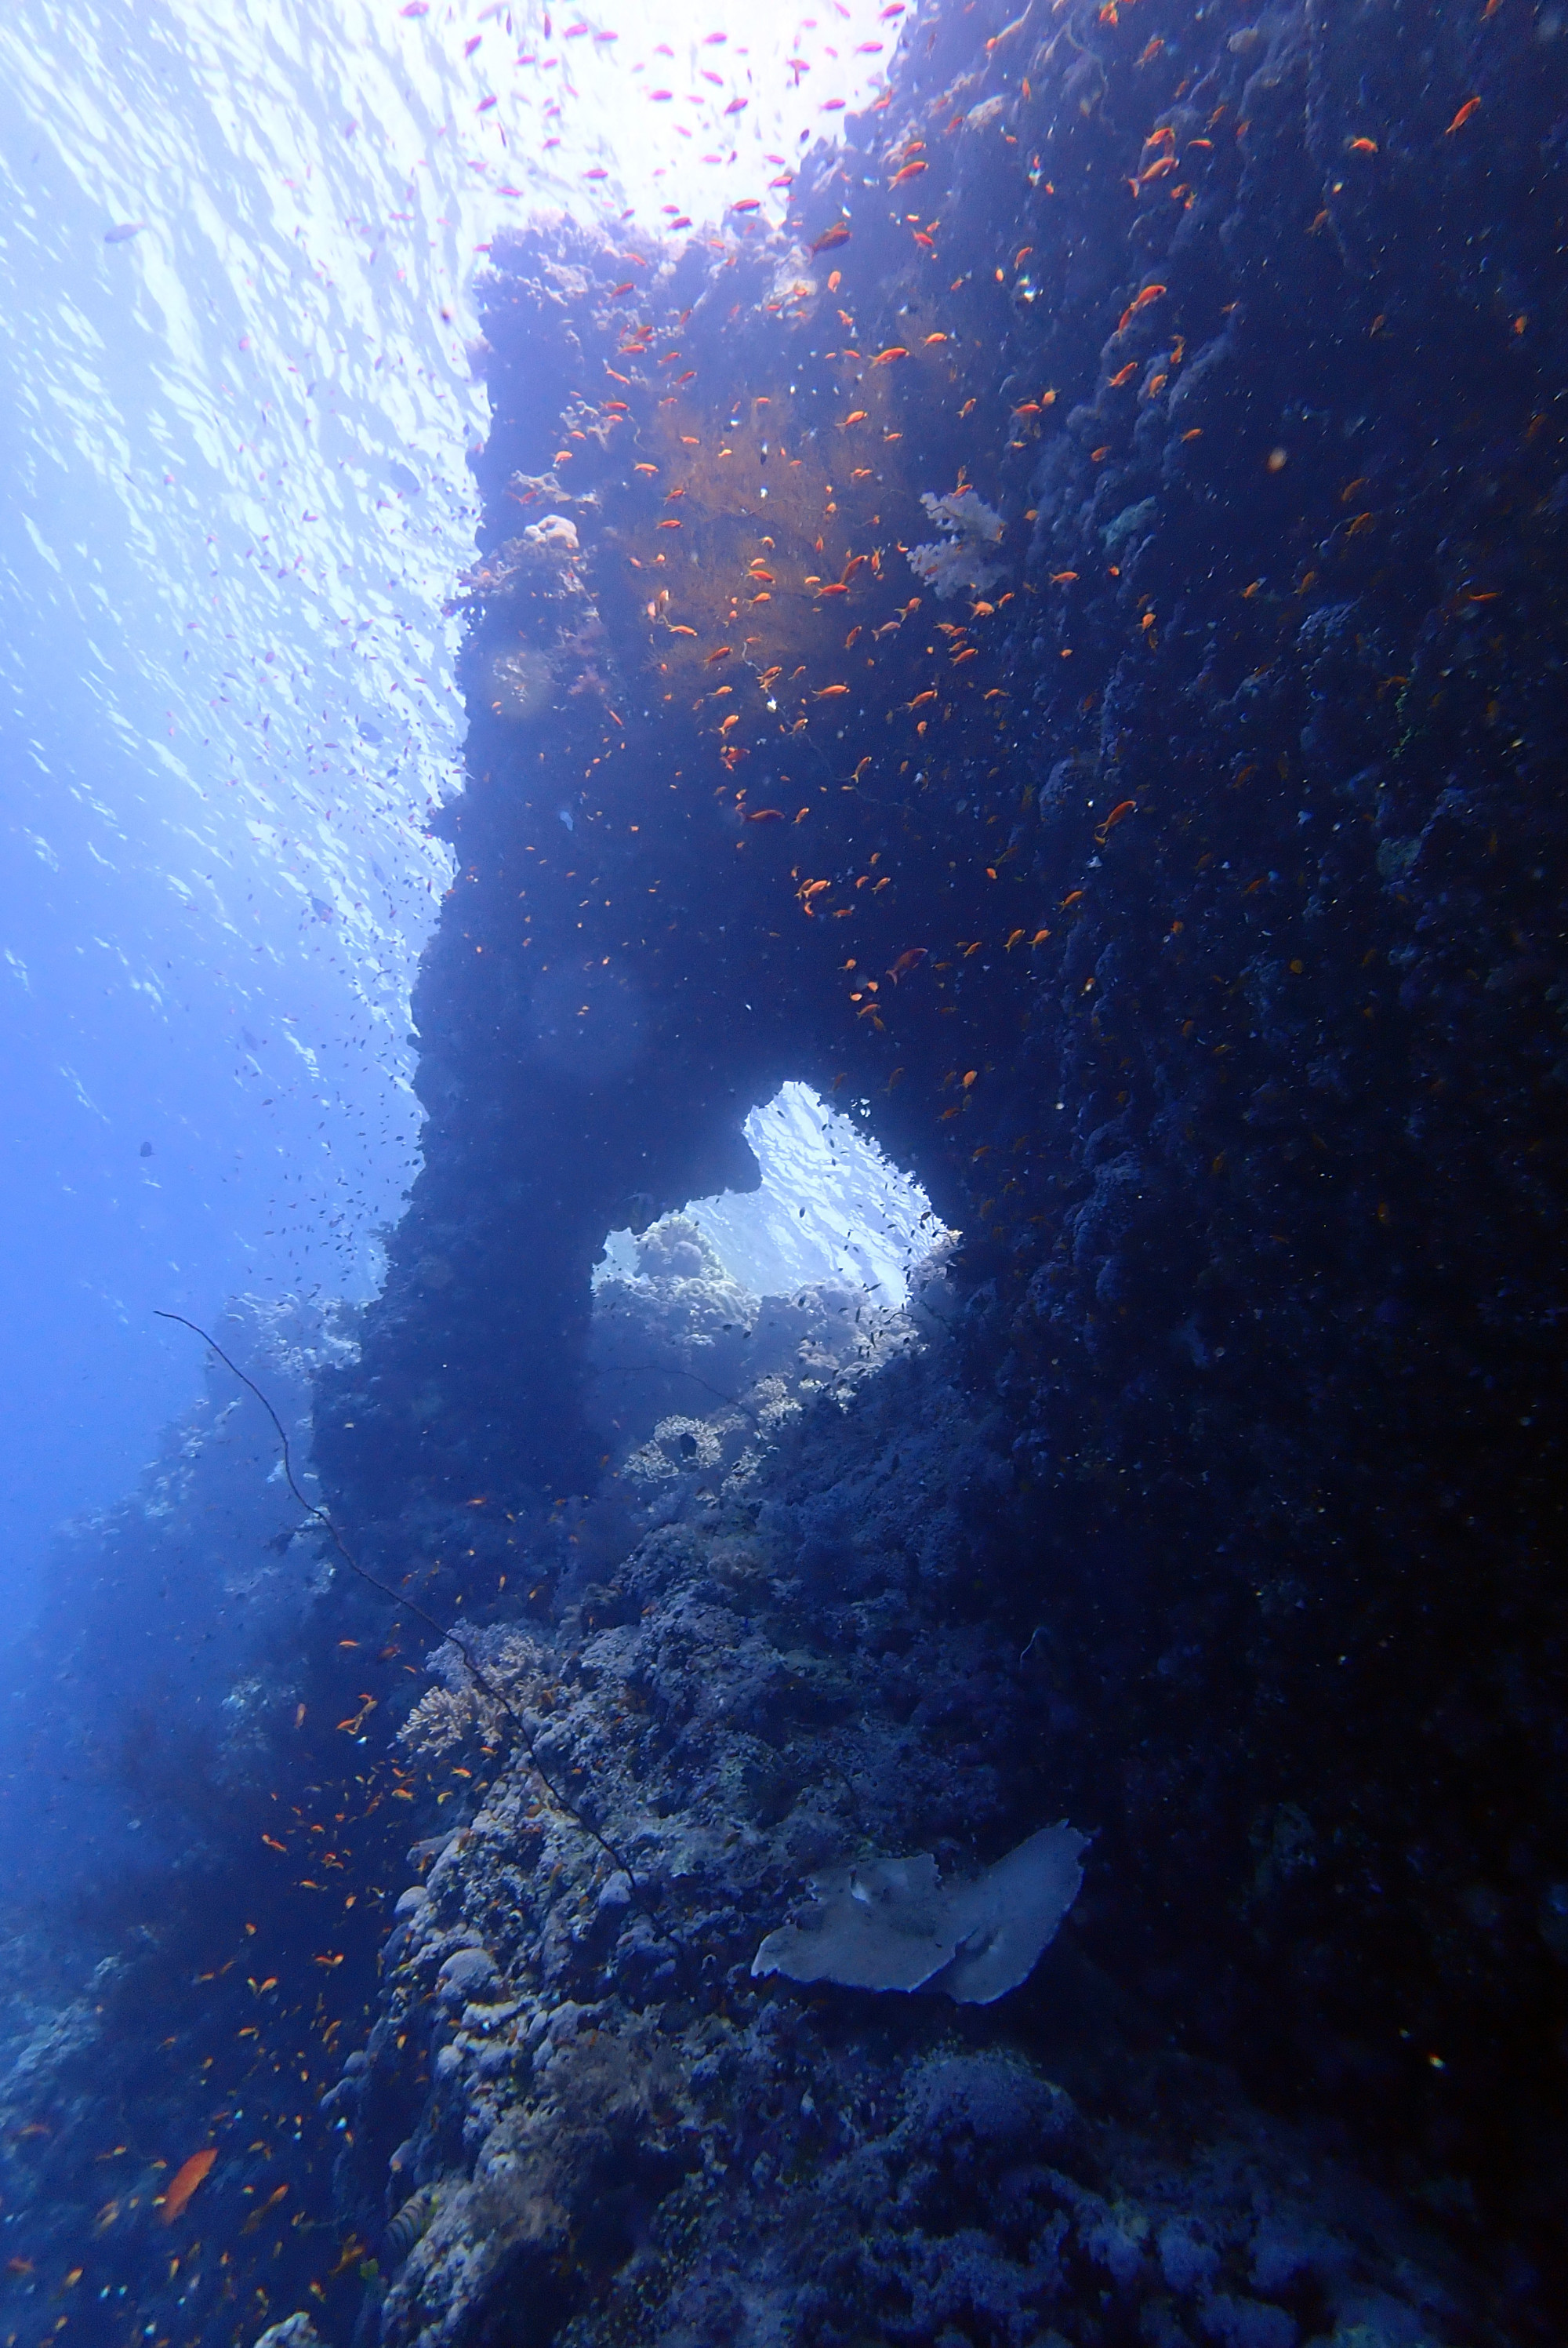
[906,488,1006,599]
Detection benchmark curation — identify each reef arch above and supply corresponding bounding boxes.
[308,13,1568,2320]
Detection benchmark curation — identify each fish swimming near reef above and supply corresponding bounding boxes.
[161,2148,216,2223]
[103,221,147,243]
[386,2186,437,2262]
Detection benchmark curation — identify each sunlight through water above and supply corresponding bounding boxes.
[0,0,895,1568]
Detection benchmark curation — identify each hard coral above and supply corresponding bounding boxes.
[751,1823,1087,2003]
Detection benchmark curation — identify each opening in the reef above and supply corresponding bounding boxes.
[586,1085,951,1485]
[594,1081,942,1310]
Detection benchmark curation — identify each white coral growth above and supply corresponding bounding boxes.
[399,1631,545,1757]
[906,489,1006,600]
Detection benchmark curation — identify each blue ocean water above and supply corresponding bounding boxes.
[0,0,891,1593]
[2,2,1562,2343]
[0,0,484,1588]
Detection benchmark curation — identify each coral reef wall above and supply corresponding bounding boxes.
[0,1303,412,2348]
[300,0,1568,2335]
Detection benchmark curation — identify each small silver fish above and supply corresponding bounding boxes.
[104,221,147,244]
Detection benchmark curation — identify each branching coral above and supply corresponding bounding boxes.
[905,489,1007,600]
[399,1631,546,1760]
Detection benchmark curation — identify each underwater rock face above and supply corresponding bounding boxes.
[586,1211,926,1492]
[314,1344,1490,2348]
[305,0,1568,2330]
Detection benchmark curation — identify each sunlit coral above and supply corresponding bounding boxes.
[593,376,915,771]
[906,489,1006,599]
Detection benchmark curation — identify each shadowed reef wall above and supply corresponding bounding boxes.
[304,0,1568,2328]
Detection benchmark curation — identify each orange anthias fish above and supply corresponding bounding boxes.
[1443,96,1481,135]
[241,2185,289,2236]
[870,346,911,365]
[811,222,851,253]
[1116,282,1168,329]
[889,159,928,186]
[162,2150,216,2225]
